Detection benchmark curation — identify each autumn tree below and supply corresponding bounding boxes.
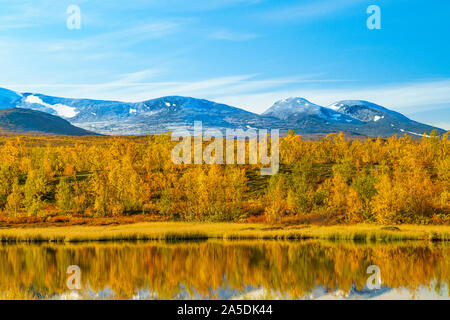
[23,169,49,216]
[56,177,73,215]
[6,179,23,217]
[286,161,315,214]
[0,164,17,209]
[352,170,377,221]
[265,174,288,223]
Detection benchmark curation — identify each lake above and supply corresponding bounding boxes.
[0,240,449,299]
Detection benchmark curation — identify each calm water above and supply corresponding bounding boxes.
[1,240,449,300]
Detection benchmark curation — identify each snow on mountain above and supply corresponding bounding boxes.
[262,97,322,119]
[0,87,445,137]
[327,99,444,137]
[373,115,384,122]
[11,94,274,135]
[263,97,362,124]
[328,100,407,122]
[25,95,79,118]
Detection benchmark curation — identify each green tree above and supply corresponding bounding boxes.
[332,158,356,184]
[23,169,49,216]
[6,179,23,217]
[352,170,377,220]
[0,165,16,209]
[56,177,73,215]
[287,161,314,214]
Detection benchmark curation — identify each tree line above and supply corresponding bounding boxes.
[0,130,448,224]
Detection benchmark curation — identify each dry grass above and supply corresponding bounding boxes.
[1,222,450,243]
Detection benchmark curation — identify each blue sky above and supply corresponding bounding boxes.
[0,0,449,129]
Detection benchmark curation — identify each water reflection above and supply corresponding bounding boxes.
[0,241,449,299]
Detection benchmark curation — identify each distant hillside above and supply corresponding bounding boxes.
[0,108,97,136]
[0,87,446,137]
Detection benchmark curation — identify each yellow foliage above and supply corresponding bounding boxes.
[0,131,447,224]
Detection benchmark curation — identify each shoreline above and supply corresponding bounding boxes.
[0,222,450,243]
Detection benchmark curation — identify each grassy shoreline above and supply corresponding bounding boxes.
[1,222,450,243]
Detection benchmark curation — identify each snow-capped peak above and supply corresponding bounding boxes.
[0,86,443,137]
[262,97,362,124]
[327,100,408,123]
[328,102,345,111]
[329,100,391,112]
[262,97,323,119]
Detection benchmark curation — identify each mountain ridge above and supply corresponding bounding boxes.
[0,87,446,137]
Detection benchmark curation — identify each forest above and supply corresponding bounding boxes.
[0,130,448,225]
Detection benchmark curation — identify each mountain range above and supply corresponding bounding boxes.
[0,87,445,137]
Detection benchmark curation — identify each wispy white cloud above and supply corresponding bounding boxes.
[5,73,450,129]
[0,0,73,28]
[123,0,262,12]
[48,21,184,53]
[22,74,264,101]
[259,0,366,22]
[211,79,450,129]
[406,105,450,131]
[208,29,261,41]
[0,23,38,30]
[4,73,352,102]
[106,69,164,86]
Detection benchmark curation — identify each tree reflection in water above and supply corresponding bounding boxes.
[0,240,449,299]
